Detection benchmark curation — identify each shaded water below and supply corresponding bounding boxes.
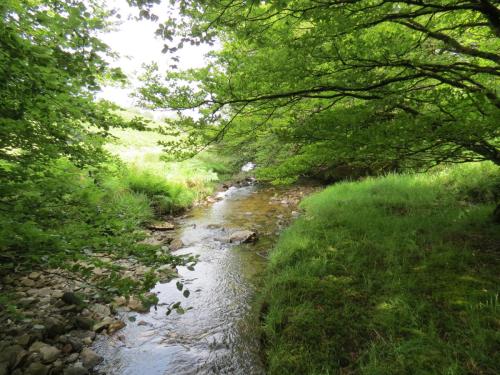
[94,185,296,374]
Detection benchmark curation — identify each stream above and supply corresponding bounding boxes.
[93,184,301,374]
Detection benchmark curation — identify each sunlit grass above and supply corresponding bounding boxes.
[261,162,500,374]
[104,127,233,210]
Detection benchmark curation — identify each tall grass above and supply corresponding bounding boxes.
[261,162,500,374]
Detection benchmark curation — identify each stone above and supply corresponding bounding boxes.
[44,317,66,338]
[65,353,79,364]
[63,364,88,375]
[28,272,42,280]
[89,304,110,318]
[61,292,82,306]
[107,320,126,334]
[74,316,94,331]
[80,348,103,369]
[169,238,184,251]
[16,333,33,348]
[24,362,49,375]
[92,317,112,332]
[127,297,149,313]
[21,277,36,287]
[147,221,175,231]
[38,344,61,364]
[0,344,27,370]
[229,230,257,244]
[112,296,127,307]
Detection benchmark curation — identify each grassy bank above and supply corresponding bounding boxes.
[261,163,500,374]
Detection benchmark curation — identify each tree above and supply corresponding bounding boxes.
[138,0,500,181]
[0,0,145,181]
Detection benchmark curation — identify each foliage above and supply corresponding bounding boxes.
[260,162,500,374]
[136,0,500,181]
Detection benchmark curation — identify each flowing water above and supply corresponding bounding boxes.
[94,184,299,375]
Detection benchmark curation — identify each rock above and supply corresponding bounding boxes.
[80,348,103,369]
[61,292,82,306]
[31,324,46,338]
[59,335,83,353]
[28,272,42,280]
[74,316,94,331]
[52,359,64,374]
[21,277,36,287]
[44,317,66,338]
[24,362,49,375]
[0,344,27,370]
[229,230,257,244]
[65,353,79,364]
[89,304,110,318]
[63,364,88,375]
[169,238,184,251]
[112,296,127,307]
[16,333,33,348]
[147,221,175,231]
[127,297,150,313]
[107,320,126,334]
[92,317,114,332]
[38,344,61,364]
[18,297,37,307]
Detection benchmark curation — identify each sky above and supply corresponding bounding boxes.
[98,0,214,111]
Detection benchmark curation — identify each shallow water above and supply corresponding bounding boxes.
[94,185,295,375]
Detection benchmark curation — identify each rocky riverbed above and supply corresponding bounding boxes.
[0,183,317,375]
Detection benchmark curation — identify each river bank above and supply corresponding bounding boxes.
[259,163,500,374]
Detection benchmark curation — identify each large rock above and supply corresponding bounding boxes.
[229,230,257,244]
[80,348,103,369]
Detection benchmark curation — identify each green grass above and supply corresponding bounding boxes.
[260,163,500,375]
[105,127,234,207]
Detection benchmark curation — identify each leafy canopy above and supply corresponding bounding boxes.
[138,0,500,181]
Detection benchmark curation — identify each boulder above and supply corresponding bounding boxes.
[80,348,103,369]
